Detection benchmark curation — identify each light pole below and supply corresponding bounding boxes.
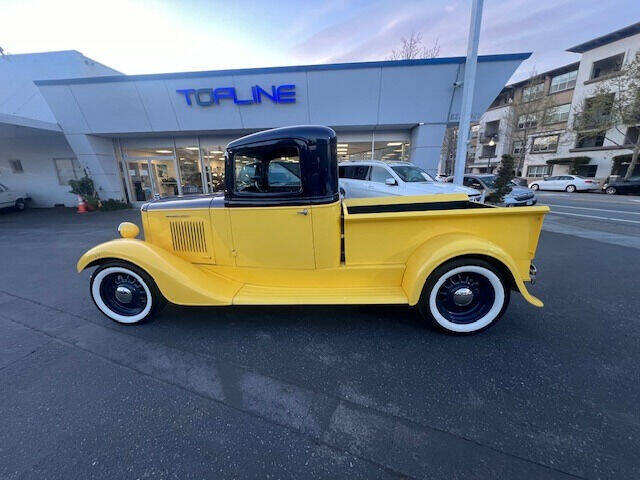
[487,136,495,172]
[452,0,484,185]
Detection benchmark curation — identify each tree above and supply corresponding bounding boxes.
[570,55,640,179]
[500,74,555,176]
[388,32,440,60]
[487,154,515,204]
[440,126,458,175]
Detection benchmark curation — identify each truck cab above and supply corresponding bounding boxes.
[78,126,549,334]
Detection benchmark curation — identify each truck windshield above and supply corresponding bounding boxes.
[391,165,433,183]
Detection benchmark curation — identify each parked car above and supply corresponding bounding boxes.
[528,175,599,192]
[445,174,537,206]
[0,183,29,211]
[602,176,640,195]
[78,126,549,335]
[511,177,529,187]
[339,161,483,202]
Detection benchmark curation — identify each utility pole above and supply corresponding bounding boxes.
[453,0,484,185]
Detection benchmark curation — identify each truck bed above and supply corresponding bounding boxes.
[342,193,548,283]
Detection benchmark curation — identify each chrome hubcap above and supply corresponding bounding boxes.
[452,287,474,306]
[115,286,133,304]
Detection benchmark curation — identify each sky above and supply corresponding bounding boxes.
[1,0,639,82]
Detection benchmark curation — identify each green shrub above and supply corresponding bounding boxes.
[487,154,515,204]
[98,199,131,211]
[68,176,96,198]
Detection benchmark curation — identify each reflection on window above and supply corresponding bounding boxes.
[391,165,433,182]
[175,139,203,194]
[522,83,544,102]
[121,138,177,200]
[234,146,301,195]
[549,70,577,93]
[200,143,226,192]
[544,104,571,124]
[530,135,559,153]
[54,158,82,186]
[337,140,410,162]
[527,165,551,178]
[517,113,538,129]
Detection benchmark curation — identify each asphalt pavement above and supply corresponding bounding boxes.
[536,190,640,249]
[1,196,639,479]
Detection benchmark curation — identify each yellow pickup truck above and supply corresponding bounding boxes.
[78,126,548,334]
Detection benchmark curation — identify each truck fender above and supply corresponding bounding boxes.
[77,239,242,306]
[401,233,543,308]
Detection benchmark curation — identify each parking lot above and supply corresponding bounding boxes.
[1,193,639,479]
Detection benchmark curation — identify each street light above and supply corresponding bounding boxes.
[488,136,495,172]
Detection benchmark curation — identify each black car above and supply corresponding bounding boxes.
[603,177,640,195]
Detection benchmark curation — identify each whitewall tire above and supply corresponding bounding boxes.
[90,262,165,325]
[418,259,510,334]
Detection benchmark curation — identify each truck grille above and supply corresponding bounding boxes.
[169,220,208,253]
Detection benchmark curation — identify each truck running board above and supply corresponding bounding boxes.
[232,285,408,305]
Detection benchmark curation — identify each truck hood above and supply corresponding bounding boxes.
[401,183,480,197]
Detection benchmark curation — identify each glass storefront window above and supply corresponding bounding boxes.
[119,131,411,202]
[375,141,410,162]
[336,135,410,163]
[121,138,178,201]
[175,137,203,194]
[200,138,228,193]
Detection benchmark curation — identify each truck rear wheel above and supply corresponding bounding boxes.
[90,261,166,325]
[417,258,510,334]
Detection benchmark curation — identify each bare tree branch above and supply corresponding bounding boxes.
[388,32,440,60]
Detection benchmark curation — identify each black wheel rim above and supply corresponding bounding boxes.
[99,272,148,316]
[435,272,495,324]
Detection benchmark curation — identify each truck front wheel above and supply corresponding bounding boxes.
[90,261,166,325]
[418,259,510,334]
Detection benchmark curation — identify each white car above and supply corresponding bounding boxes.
[338,161,482,201]
[529,175,600,193]
[0,183,29,211]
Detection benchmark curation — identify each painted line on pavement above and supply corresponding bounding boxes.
[544,204,640,215]
[549,211,640,224]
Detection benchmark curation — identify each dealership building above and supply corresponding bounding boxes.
[0,50,527,207]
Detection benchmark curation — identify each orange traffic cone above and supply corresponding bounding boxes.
[77,195,88,214]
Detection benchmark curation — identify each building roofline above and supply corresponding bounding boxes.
[0,113,61,132]
[506,61,580,88]
[566,22,640,53]
[34,52,532,86]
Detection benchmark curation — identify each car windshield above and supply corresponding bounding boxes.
[391,165,433,182]
[479,175,496,188]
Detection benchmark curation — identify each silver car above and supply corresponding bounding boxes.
[446,174,537,206]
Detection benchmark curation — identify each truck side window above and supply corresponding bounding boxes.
[234,146,301,194]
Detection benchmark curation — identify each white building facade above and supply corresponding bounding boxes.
[555,22,640,180]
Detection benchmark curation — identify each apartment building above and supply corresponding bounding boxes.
[465,62,579,177]
[550,22,640,181]
[461,22,640,183]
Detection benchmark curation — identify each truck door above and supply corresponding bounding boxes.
[228,148,316,269]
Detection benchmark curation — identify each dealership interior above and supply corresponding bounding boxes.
[116,131,410,202]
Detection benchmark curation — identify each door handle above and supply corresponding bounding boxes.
[297,209,309,215]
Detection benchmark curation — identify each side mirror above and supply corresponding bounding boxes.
[385,178,397,186]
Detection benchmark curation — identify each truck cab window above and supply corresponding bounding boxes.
[234,146,301,194]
